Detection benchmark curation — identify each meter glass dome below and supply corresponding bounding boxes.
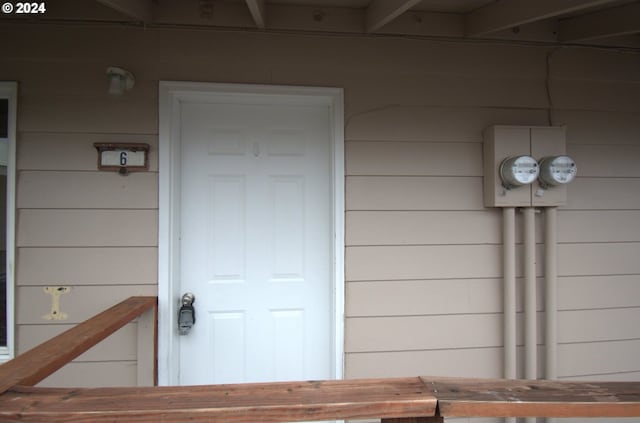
[500,155,539,188]
[539,155,577,186]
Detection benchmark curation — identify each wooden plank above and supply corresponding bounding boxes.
[423,377,640,417]
[0,377,437,423]
[245,0,266,28]
[0,296,156,394]
[366,0,422,33]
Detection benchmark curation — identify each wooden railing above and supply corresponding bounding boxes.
[0,296,157,394]
[1,296,639,423]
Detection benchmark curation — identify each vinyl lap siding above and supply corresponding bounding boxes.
[344,45,640,389]
[2,23,639,400]
[343,42,549,384]
[14,124,158,384]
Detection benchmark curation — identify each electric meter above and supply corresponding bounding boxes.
[499,155,539,189]
[538,155,577,187]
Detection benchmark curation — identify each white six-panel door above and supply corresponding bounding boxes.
[177,100,333,385]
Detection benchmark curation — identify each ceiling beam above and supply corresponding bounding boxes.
[95,0,152,22]
[559,2,640,42]
[366,0,422,33]
[245,0,266,29]
[465,0,620,37]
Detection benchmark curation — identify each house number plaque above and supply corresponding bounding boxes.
[94,142,150,175]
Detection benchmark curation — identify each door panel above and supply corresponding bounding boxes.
[178,102,332,385]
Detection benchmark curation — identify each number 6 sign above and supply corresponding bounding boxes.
[94,143,150,175]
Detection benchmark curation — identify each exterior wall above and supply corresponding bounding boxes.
[1,23,639,392]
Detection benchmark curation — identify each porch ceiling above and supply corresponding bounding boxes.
[2,0,640,48]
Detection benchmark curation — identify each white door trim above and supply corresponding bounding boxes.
[158,82,344,386]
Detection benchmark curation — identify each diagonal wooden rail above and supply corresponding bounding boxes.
[0,296,157,394]
[1,296,639,423]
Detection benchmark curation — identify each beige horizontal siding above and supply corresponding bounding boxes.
[4,23,640,388]
[347,279,502,317]
[566,178,640,209]
[552,79,640,113]
[558,242,640,276]
[17,324,137,361]
[17,247,158,286]
[346,106,549,142]
[347,279,543,318]
[38,361,138,388]
[346,211,501,246]
[567,144,640,177]
[558,275,640,310]
[558,110,640,145]
[17,132,158,171]
[551,48,640,82]
[19,96,157,134]
[346,176,484,210]
[346,245,501,281]
[346,141,482,176]
[558,211,640,242]
[18,171,158,209]
[17,209,157,247]
[559,308,640,343]
[346,347,503,379]
[558,339,640,378]
[346,314,503,353]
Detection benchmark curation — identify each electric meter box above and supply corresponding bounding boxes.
[483,125,568,208]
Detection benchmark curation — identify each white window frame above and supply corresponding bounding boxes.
[157,82,345,385]
[0,82,17,363]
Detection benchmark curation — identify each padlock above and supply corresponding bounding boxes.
[178,293,196,335]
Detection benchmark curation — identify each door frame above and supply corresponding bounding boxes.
[158,81,344,386]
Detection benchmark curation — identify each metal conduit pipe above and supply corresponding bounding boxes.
[502,207,517,381]
[545,207,558,380]
[503,207,517,423]
[543,207,559,423]
[523,207,538,423]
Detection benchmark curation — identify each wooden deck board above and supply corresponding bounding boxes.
[422,376,640,417]
[0,377,437,423]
